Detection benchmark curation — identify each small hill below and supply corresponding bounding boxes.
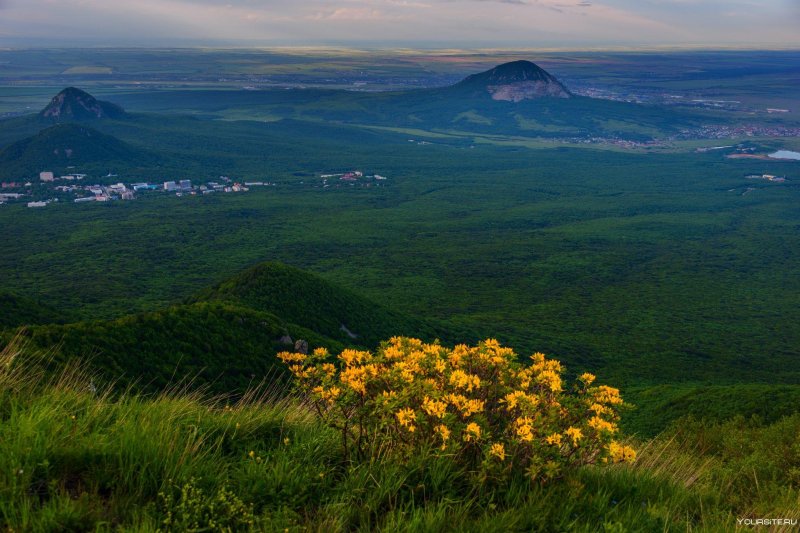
[11,302,344,394]
[40,87,127,121]
[191,262,443,347]
[0,292,66,329]
[0,124,151,178]
[452,60,571,101]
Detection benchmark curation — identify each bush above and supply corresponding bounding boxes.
[279,337,634,484]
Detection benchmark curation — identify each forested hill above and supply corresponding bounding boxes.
[190,261,447,347]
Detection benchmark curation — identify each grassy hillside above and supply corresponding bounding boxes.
[192,262,447,347]
[624,384,800,437]
[7,301,344,395]
[1,342,799,531]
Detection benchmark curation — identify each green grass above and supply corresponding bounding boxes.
[1,340,799,531]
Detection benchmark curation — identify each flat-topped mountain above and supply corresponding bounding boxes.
[40,87,127,121]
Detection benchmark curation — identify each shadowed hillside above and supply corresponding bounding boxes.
[191,262,445,347]
[11,301,344,394]
[0,292,66,328]
[0,123,156,178]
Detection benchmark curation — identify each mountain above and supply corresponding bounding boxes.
[40,87,127,121]
[451,60,572,101]
[0,123,152,178]
[191,262,445,347]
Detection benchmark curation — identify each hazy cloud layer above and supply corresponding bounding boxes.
[0,0,797,47]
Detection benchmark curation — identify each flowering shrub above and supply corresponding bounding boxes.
[278,337,635,482]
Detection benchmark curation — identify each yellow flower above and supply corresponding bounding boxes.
[588,416,616,433]
[589,403,610,416]
[422,396,448,419]
[449,370,481,392]
[312,347,329,358]
[515,417,534,442]
[607,441,636,463]
[435,424,451,449]
[489,442,506,461]
[579,372,596,385]
[594,385,623,405]
[396,408,417,431]
[503,390,534,410]
[340,367,368,394]
[277,351,307,364]
[339,349,371,366]
[565,427,583,446]
[545,433,562,446]
[463,422,482,442]
[537,369,562,393]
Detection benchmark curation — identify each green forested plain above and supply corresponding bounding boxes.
[1,53,800,530]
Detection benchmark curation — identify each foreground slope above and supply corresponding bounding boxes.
[2,340,800,531]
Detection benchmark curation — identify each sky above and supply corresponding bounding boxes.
[0,0,798,48]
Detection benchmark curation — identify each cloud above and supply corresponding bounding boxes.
[0,0,797,46]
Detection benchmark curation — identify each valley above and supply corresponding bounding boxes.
[2,47,800,530]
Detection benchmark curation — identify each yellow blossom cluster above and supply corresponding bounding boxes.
[278,336,633,482]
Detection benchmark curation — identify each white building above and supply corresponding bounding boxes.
[40,172,55,182]
[27,201,47,208]
[164,181,178,191]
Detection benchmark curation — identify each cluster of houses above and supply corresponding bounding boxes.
[319,170,388,189]
[746,174,788,183]
[0,170,272,208]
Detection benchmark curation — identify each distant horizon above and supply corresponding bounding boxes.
[2,42,800,53]
[1,0,798,50]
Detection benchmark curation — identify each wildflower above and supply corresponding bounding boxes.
[607,441,636,463]
[422,396,447,419]
[248,451,255,458]
[489,442,506,461]
[594,385,623,405]
[515,417,534,442]
[396,408,417,432]
[312,347,329,358]
[545,433,562,446]
[278,351,307,364]
[435,424,451,449]
[579,372,596,385]
[537,369,562,393]
[503,390,528,410]
[565,427,583,446]
[449,370,481,392]
[339,349,371,367]
[463,422,481,442]
[588,416,615,433]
